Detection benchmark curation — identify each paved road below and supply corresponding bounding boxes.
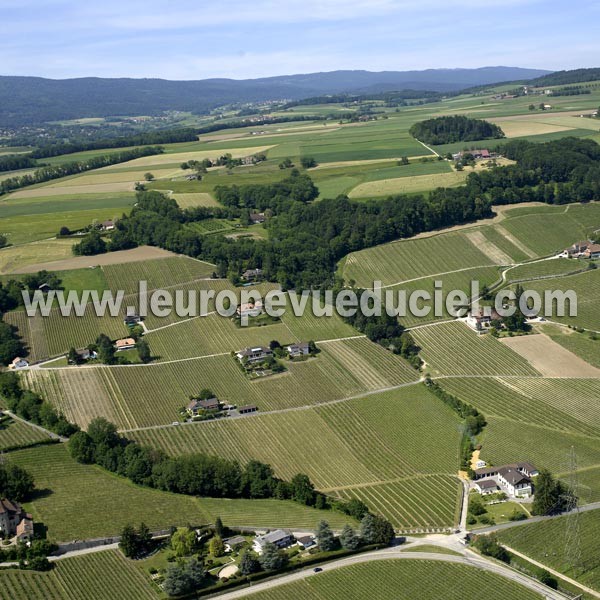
[3,410,67,442]
[212,545,569,600]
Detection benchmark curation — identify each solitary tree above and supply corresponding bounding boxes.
[171,527,195,557]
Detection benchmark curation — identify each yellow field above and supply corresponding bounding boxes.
[121,145,276,167]
[43,167,186,187]
[489,120,574,138]
[9,182,135,198]
[348,171,468,197]
[0,239,75,274]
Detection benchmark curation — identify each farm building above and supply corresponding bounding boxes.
[115,338,136,351]
[286,342,310,358]
[466,308,500,333]
[75,348,97,361]
[238,404,259,415]
[8,357,29,370]
[0,499,34,542]
[101,220,115,231]
[249,213,266,224]
[472,462,538,498]
[187,397,220,416]
[253,530,294,554]
[561,240,591,257]
[236,346,272,364]
[583,244,600,259]
[452,149,492,161]
[241,268,263,281]
[224,535,246,552]
[473,480,499,496]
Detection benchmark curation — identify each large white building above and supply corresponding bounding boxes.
[252,530,294,554]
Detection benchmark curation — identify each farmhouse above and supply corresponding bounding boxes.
[472,462,538,498]
[238,404,259,415]
[466,308,499,333]
[76,348,97,361]
[252,530,294,554]
[561,240,590,257]
[0,499,34,542]
[115,338,136,351]
[101,220,115,231]
[249,212,266,224]
[286,342,310,358]
[8,357,29,370]
[452,149,492,161]
[583,243,600,259]
[241,268,263,281]
[223,535,246,552]
[296,535,316,550]
[236,346,272,364]
[236,300,264,319]
[187,397,220,416]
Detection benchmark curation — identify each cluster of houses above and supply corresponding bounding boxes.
[0,498,34,543]
[236,342,311,365]
[472,462,539,498]
[465,308,501,334]
[560,240,600,259]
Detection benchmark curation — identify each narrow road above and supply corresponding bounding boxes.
[2,410,66,442]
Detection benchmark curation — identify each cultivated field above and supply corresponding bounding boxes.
[7,445,349,542]
[245,558,544,600]
[412,321,540,377]
[0,417,54,451]
[497,508,600,592]
[23,337,419,429]
[499,333,600,377]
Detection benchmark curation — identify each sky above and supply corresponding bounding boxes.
[0,0,599,80]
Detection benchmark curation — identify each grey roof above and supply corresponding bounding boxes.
[224,535,246,546]
[476,480,499,489]
[256,530,292,545]
[498,467,531,486]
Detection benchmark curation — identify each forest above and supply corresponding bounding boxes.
[409,115,505,144]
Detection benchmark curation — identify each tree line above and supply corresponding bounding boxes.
[0,145,164,196]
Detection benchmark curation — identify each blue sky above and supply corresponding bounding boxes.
[0,0,598,80]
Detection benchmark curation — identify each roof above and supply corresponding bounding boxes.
[16,517,34,537]
[256,529,291,545]
[115,338,136,348]
[585,244,600,253]
[188,398,219,411]
[476,480,499,490]
[238,301,263,312]
[237,346,270,357]
[0,498,21,515]
[296,535,315,545]
[498,467,531,486]
[238,404,258,412]
[10,357,27,366]
[224,535,246,546]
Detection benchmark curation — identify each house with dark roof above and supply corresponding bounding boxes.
[474,479,499,495]
[473,462,537,498]
[187,397,220,417]
[241,268,263,282]
[238,404,258,415]
[286,342,310,358]
[252,530,294,554]
[236,347,272,364]
[497,466,533,497]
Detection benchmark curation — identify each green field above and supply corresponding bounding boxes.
[244,558,544,600]
[0,417,54,451]
[497,509,600,592]
[506,258,592,282]
[6,445,351,542]
[129,385,463,529]
[412,321,540,377]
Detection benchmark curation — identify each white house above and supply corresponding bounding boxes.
[253,530,294,554]
[286,342,310,358]
[474,479,499,496]
[236,301,264,319]
[236,346,272,364]
[497,466,533,497]
[466,310,493,333]
[8,357,29,370]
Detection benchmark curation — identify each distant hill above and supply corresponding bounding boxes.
[0,67,550,127]
[528,67,600,87]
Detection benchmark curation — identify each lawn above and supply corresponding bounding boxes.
[6,445,351,542]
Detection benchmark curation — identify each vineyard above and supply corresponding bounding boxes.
[497,508,600,592]
[411,321,540,376]
[130,386,463,529]
[246,558,544,600]
[0,551,159,600]
[505,257,589,282]
[342,231,495,288]
[0,417,54,451]
[7,445,348,542]
[521,268,600,330]
[541,325,600,369]
[24,337,420,429]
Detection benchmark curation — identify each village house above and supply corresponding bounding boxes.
[0,499,34,542]
[236,300,264,319]
[101,220,115,231]
[497,467,534,497]
[114,338,136,351]
[452,149,491,161]
[241,268,263,282]
[249,212,266,225]
[223,535,246,552]
[76,348,97,361]
[252,530,294,554]
[8,357,29,370]
[296,535,316,550]
[236,346,272,364]
[286,342,310,358]
[466,308,500,333]
[187,397,220,417]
